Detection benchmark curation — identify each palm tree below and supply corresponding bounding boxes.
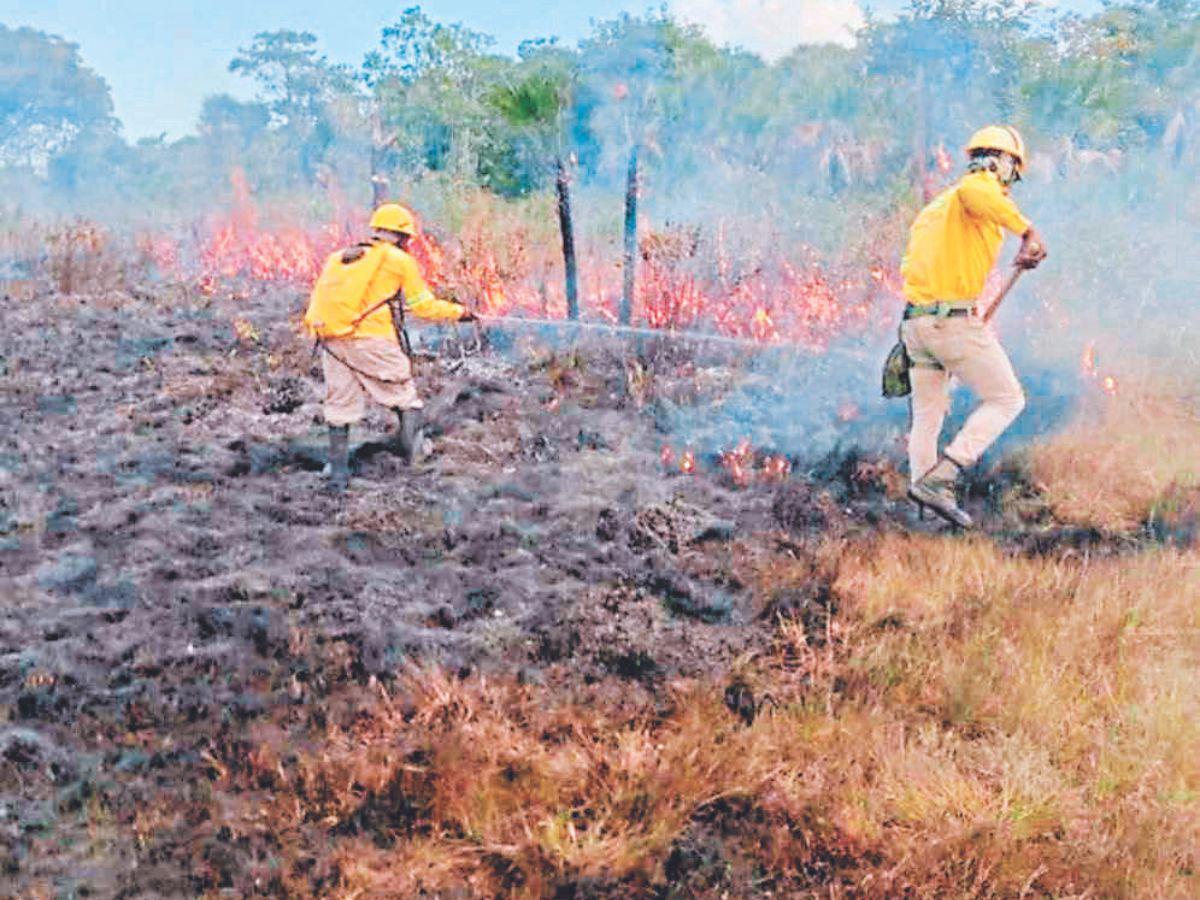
[489,68,581,320]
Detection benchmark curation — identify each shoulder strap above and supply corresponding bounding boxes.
[340,241,376,264]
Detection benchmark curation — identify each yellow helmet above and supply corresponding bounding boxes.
[965,125,1027,171]
[369,203,417,235]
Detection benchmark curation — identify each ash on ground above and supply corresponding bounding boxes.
[0,281,1148,895]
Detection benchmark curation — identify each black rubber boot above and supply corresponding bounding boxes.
[908,455,973,529]
[392,408,421,464]
[325,425,350,493]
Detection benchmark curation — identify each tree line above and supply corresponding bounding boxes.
[2,1,1199,318]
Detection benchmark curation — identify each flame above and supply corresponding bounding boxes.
[680,449,696,475]
[762,455,792,482]
[721,438,755,487]
[139,169,356,291]
[718,438,793,488]
[750,307,777,343]
[1081,341,1097,378]
[139,170,892,348]
[663,440,796,486]
[662,444,696,475]
[632,252,875,348]
[934,142,953,173]
[1081,342,1119,397]
[138,234,178,272]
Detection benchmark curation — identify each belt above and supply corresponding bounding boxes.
[903,303,976,320]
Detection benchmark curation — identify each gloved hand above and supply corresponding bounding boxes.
[1015,227,1048,270]
[458,309,479,323]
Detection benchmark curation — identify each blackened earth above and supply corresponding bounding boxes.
[0,283,1169,896]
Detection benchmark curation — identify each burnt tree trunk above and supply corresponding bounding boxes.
[370,147,389,207]
[555,157,579,321]
[370,106,393,208]
[620,144,639,326]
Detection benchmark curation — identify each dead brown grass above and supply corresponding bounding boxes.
[42,220,126,295]
[1029,379,1200,531]
[195,531,1199,898]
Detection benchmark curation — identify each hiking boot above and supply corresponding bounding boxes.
[908,455,973,529]
[392,408,422,464]
[324,424,350,493]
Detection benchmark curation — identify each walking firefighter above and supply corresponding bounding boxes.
[895,126,1047,528]
[304,203,477,492]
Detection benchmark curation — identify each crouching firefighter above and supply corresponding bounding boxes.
[899,126,1047,528]
[304,203,476,492]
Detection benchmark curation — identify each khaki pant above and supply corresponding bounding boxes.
[901,314,1025,483]
[320,336,422,426]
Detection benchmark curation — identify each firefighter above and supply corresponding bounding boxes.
[304,203,475,492]
[900,126,1047,528]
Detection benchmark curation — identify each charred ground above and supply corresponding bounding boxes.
[0,279,1190,897]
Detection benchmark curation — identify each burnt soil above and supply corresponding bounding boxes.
[0,283,1172,897]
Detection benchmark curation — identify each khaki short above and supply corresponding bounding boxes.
[320,336,422,426]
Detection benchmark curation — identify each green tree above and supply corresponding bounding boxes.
[488,48,582,317]
[198,94,271,141]
[194,94,273,188]
[1023,1,1200,151]
[865,0,1033,194]
[363,6,505,188]
[0,25,117,176]
[229,31,353,179]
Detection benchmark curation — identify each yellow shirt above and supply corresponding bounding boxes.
[900,170,1031,305]
[304,240,464,340]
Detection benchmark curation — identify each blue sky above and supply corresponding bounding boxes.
[2,0,1097,140]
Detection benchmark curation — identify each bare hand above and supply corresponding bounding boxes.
[1015,227,1047,270]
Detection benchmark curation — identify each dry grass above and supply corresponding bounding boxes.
[42,220,127,295]
[827,533,1200,895]
[1028,379,1200,531]
[196,531,1199,897]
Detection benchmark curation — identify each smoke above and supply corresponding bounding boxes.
[669,0,865,56]
[7,1,1198,480]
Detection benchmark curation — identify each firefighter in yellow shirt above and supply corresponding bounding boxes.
[304,204,474,492]
[900,126,1047,527]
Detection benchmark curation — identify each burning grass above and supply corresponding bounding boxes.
[193,533,1199,897]
[124,170,895,350]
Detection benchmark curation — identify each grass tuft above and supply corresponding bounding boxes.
[189,532,1200,897]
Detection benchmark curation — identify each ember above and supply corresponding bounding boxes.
[660,445,697,475]
[719,439,792,488]
[762,455,792,482]
[721,438,755,487]
[1081,341,1119,396]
